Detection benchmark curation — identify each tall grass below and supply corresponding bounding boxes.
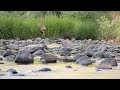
[0,14,103,40]
[39,15,75,39]
[0,15,40,39]
[74,20,99,40]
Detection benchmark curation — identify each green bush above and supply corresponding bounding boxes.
[74,20,99,40]
[97,15,120,40]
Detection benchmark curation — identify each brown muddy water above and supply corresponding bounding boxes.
[1,56,120,79]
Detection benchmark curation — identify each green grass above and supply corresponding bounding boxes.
[74,20,99,40]
[0,15,40,39]
[0,14,110,40]
[39,15,75,39]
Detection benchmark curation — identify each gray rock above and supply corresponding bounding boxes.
[15,51,34,64]
[65,65,72,68]
[41,53,57,63]
[39,67,51,71]
[32,67,52,72]
[73,54,86,61]
[85,49,95,57]
[0,50,4,55]
[40,59,48,64]
[0,57,3,61]
[32,50,45,56]
[5,44,19,50]
[105,52,115,58]
[97,43,107,52]
[5,55,16,62]
[61,39,74,48]
[3,49,15,57]
[7,68,18,74]
[97,63,112,69]
[59,48,71,56]
[60,56,74,62]
[0,62,4,64]
[0,73,5,76]
[93,51,105,58]
[20,44,45,54]
[76,55,93,66]
[101,58,118,66]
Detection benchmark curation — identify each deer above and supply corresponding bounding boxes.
[38,24,46,38]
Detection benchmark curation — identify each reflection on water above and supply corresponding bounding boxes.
[1,59,120,79]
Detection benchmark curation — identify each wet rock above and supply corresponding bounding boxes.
[33,67,52,72]
[0,62,4,64]
[41,53,57,63]
[65,65,72,68]
[10,74,25,76]
[7,68,18,74]
[95,69,102,71]
[15,51,34,64]
[3,49,15,57]
[39,67,51,71]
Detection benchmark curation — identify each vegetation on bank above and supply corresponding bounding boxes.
[0,11,120,40]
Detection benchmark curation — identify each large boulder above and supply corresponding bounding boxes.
[15,51,34,64]
[3,49,15,57]
[75,55,93,66]
[41,53,57,63]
